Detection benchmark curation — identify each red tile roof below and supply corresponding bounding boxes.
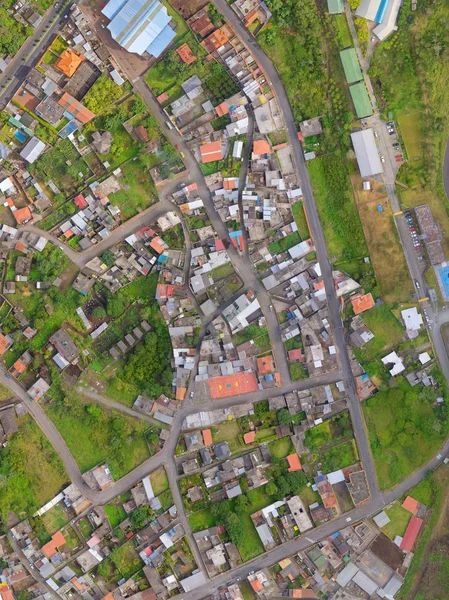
[253,139,271,155]
[287,454,302,471]
[200,141,223,163]
[13,207,31,224]
[74,193,87,209]
[400,516,423,552]
[402,496,420,515]
[55,50,84,77]
[351,292,375,315]
[176,43,196,64]
[257,354,274,375]
[208,372,258,399]
[243,431,256,444]
[202,429,213,446]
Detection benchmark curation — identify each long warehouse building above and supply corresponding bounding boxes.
[351,129,383,177]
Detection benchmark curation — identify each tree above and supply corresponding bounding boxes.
[130,506,150,529]
[92,306,106,319]
[286,471,307,494]
[277,408,292,426]
[102,250,115,267]
[225,512,243,545]
[255,400,269,418]
[275,476,290,498]
[211,500,231,522]
[107,297,125,318]
[234,494,249,514]
[266,482,279,497]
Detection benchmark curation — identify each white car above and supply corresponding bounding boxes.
[346,517,352,523]
[380,155,385,163]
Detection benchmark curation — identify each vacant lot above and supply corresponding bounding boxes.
[304,412,353,450]
[0,416,68,518]
[211,420,242,453]
[110,541,143,579]
[363,378,449,490]
[291,202,310,239]
[269,437,294,459]
[308,153,368,262]
[352,175,414,302]
[356,304,405,362]
[268,231,301,255]
[105,502,127,527]
[150,467,169,496]
[397,109,424,162]
[109,158,157,220]
[46,394,151,480]
[319,439,358,473]
[381,504,411,540]
[42,503,70,534]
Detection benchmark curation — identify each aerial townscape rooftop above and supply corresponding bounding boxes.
[0,0,447,599]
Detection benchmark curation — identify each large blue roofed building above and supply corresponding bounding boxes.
[102,0,176,57]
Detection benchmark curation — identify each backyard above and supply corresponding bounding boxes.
[380,504,412,540]
[318,439,358,473]
[363,375,449,490]
[150,467,169,496]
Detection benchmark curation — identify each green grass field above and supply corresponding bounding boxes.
[268,231,301,255]
[364,378,449,490]
[108,158,157,220]
[150,467,169,496]
[269,437,294,459]
[46,395,151,480]
[396,109,424,161]
[42,503,70,534]
[105,503,127,527]
[381,504,412,540]
[319,440,358,472]
[291,202,310,240]
[357,304,405,361]
[211,421,242,453]
[333,14,352,49]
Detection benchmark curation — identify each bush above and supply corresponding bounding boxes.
[92,307,106,319]
[107,298,125,319]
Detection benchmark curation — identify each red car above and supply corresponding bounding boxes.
[175,144,180,150]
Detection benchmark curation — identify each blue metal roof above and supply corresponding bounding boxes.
[103,0,173,56]
[374,0,389,22]
[146,24,176,58]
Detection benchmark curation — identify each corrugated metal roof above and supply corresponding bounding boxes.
[351,129,383,177]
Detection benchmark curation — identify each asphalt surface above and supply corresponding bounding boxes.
[3,1,449,594]
[212,0,380,502]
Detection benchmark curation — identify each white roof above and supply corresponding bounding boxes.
[381,351,405,376]
[351,129,383,177]
[356,0,382,21]
[233,140,243,158]
[180,571,206,592]
[142,476,154,500]
[373,0,401,40]
[418,352,431,365]
[353,571,378,595]
[373,510,390,528]
[327,470,345,484]
[0,177,13,192]
[288,240,312,260]
[401,307,423,331]
[336,562,359,587]
[19,137,45,164]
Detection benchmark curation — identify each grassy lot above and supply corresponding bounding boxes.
[352,176,414,302]
[110,541,143,579]
[397,109,424,162]
[32,138,91,195]
[188,508,216,532]
[105,503,127,527]
[210,262,235,281]
[291,202,310,240]
[240,580,257,600]
[108,158,158,220]
[308,153,368,262]
[46,393,151,480]
[304,412,353,450]
[0,416,68,519]
[319,439,358,473]
[77,517,93,539]
[363,376,449,490]
[150,467,169,496]
[356,304,405,362]
[211,420,242,453]
[268,437,294,459]
[289,362,308,381]
[41,503,70,534]
[381,504,412,540]
[268,231,301,255]
[232,325,268,347]
[403,475,435,506]
[333,14,352,49]
[0,383,13,401]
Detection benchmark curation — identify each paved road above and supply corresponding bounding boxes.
[212,0,380,502]
[236,105,254,261]
[0,1,73,108]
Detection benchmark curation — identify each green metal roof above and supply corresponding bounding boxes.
[327,0,344,13]
[350,82,373,118]
[340,48,363,84]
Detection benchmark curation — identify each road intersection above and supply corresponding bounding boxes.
[1,2,449,598]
